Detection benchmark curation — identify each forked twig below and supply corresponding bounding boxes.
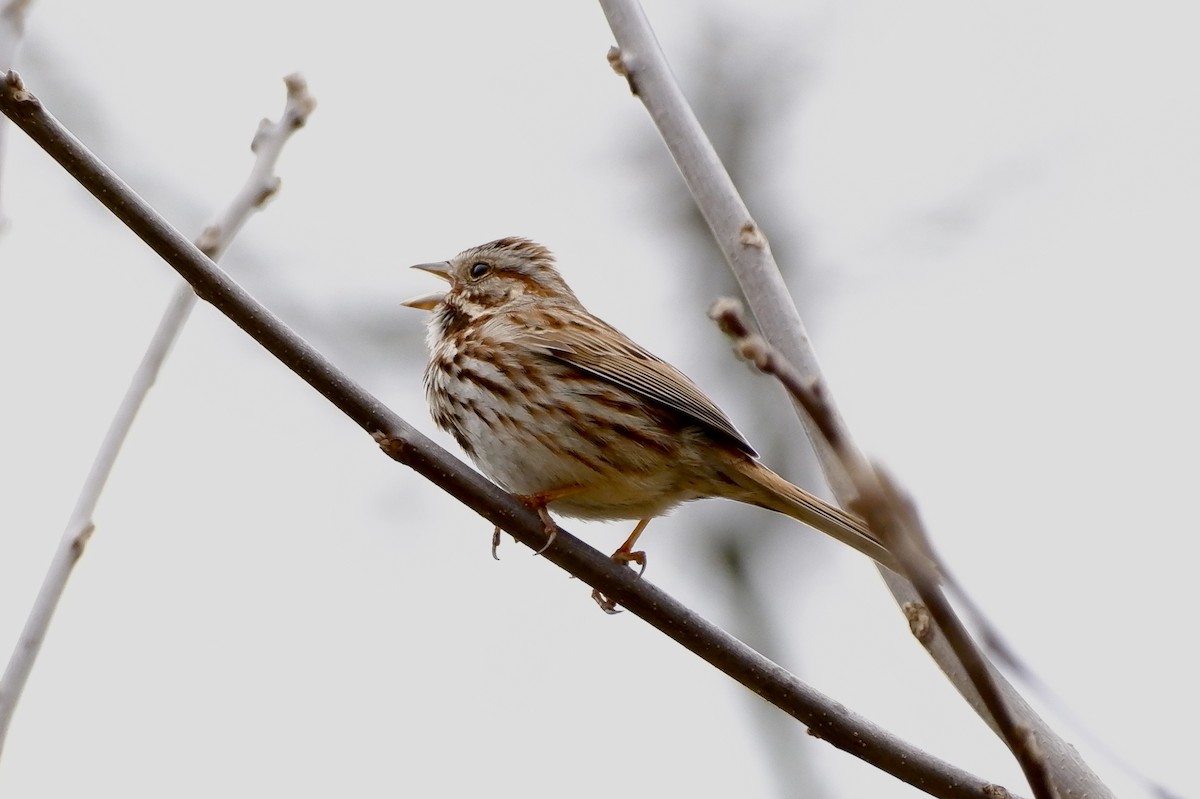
[711,300,1056,799]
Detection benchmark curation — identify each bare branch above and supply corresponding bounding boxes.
[195,73,315,260]
[1,71,1020,799]
[0,74,315,757]
[598,2,1113,797]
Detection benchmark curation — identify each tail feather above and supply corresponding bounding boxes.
[726,459,899,573]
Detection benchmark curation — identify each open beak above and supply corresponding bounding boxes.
[401,261,452,311]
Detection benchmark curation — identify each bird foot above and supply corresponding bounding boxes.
[612,548,647,577]
[490,512,554,559]
[491,526,504,560]
[511,488,580,556]
[589,547,649,613]
[525,504,558,555]
[591,588,621,614]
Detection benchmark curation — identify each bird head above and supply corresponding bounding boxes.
[403,237,580,315]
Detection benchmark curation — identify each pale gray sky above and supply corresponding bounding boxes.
[1,1,1195,797]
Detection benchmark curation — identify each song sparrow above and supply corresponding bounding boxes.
[404,237,896,607]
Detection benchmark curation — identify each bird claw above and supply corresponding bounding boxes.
[532,525,557,556]
[613,549,647,577]
[589,548,648,613]
[487,497,560,560]
[528,501,559,551]
[510,492,568,557]
[591,588,622,614]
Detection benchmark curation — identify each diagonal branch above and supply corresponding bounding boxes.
[0,74,314,757]
[1,70,1017,799]
[597,2,1112,797]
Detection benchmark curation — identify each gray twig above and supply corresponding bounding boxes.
[0,74,315,757]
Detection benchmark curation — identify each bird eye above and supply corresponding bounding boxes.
[469,262,491,279]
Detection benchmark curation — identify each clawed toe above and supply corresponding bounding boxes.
[533,528,556,555]
[591,588,622,614]
[589,547,648,613]
[531,507,558,556]
[511,490,574,557]
[612,548,647,577]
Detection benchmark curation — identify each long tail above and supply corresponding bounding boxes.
[725,458,900,573]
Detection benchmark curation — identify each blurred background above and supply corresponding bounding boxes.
[1,1,1195,797]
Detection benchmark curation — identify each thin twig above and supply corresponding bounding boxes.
[0,74,315,757]
[1,71,1018,799]
[597,3,1113,797]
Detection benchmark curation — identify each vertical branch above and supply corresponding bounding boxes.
[0,75,315,756]
[624,22,828,795]
[600,6,828,399]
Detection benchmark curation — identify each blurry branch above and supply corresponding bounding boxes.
[0,0,30,48]
[598,2,1112,798]
[0,0,34,231]
[0,0,32,63]
[0,74,315,757]
[2,72,1017,799]
[633,25,824,796]
[711,300,1054,799]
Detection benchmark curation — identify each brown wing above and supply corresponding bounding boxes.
[519,316,758,457]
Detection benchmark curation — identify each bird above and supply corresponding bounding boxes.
[403,237,895,608]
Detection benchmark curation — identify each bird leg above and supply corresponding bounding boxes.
[591,518,653,614]
[612,517,651,574]
[492,485,583,558]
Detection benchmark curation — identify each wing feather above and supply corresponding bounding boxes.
[519,318,757,457]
